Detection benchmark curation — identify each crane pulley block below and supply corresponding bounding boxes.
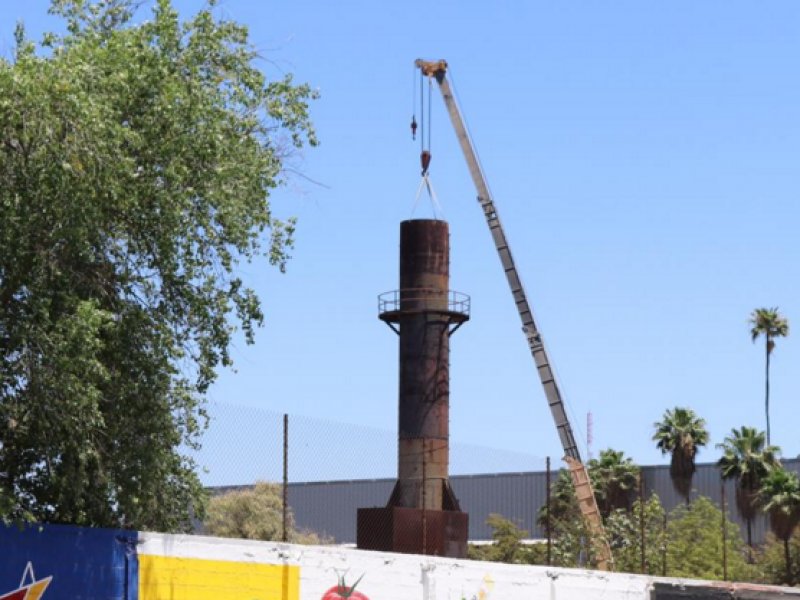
[415,59,448,78]
[421,150,432,175]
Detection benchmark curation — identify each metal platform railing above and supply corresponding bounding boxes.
[378,288,471,317]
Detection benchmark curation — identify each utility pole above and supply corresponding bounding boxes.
[721,479,728,581]
[546,456,552,566]
[639,471,646,574]
[282,413,289,543]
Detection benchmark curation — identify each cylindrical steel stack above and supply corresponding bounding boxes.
[396,220,453,511]
[357,219,469,558]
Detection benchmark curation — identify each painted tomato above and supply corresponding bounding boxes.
[321,585,369,600]
[321,574,369,600]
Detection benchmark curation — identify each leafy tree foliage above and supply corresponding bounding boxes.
[524,477,774,583]
[666,496,756,582]
[203,481,323,544]
[759,468,800,585]
[542,469,581,525]
[0,0,317,531]
[467,514,546,565]
[482,513,530,563]
[749,308,789,446]
[479,443,797,585]
[754,533,800,587]
[537,474,666,574]
[717,427,781,548]
[537,458,643,570]
[536,468,594,568]
[653,407,709,504]
[605,495,667,575]
[587,449,640,517]
[537,467,581,536]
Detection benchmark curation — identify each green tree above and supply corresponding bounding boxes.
[588,449,640,517]
[666,496,756,581]
[484,513,529,563]
[538,458,640,570]
[759,468,800,585]
[467,514,546,565]
[717,427,781,549]
[653,407,709,504]
[0,0,317,531]
[203,481,323,544]
[544,469,581,524]
[749,308,789,446]
[537,469,591,569]
[604,494,667,575]
[754,534,800,587]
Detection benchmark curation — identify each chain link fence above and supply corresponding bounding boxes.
[192,402,547,548]
[190,402,799,584]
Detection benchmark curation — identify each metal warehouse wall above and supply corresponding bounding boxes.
[287,479,394,543]
[284,458,800,544]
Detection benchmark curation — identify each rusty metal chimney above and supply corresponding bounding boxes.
[357,219,469,558]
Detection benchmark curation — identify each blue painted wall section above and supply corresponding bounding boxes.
[0,522,138,600]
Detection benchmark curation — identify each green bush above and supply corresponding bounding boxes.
[204,481,324,544]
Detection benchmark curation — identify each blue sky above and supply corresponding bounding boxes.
[2,1,798,472]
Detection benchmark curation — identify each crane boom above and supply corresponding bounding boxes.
[416,59,581,460]
[416,59,613,570]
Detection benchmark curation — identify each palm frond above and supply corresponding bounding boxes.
[750,307,790,346]
[760,469,800,541]
[717,426,783,523]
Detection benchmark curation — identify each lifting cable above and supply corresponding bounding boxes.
[427,73,432,160]
[410,68,443,219]
[419,69,424,154]
[410,173,446,220]
[411,64,418,141]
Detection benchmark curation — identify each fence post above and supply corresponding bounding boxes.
[662,512,667,577]
[721,478,728,581]
[639,470,646,574]
[282,413,289,543]
[546,456,552,566]
[422,438,427,555]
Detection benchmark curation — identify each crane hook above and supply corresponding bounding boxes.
[411,115,417,140]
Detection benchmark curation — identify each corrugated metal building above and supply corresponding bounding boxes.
[280,459,800,545]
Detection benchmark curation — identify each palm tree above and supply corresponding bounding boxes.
[717,426,781,549]
[653,407,709,505]
[587,449,639,518]
[749,308,789,446]
[760,468,800,585]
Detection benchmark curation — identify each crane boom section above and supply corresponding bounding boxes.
[420,61,580,461]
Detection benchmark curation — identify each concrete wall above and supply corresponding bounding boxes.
[5,522,800,600]
[0,522,137,600]
[138,531,800,600]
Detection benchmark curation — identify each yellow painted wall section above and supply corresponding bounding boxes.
[139,555,300,600]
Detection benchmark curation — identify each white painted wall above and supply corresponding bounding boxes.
[138,533,799,600]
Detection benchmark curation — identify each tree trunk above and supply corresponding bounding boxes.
[766,336,771,446]
[785,537,792,586]
[747,518,753,550]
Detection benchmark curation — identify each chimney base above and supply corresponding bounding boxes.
[357,506,468,558]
